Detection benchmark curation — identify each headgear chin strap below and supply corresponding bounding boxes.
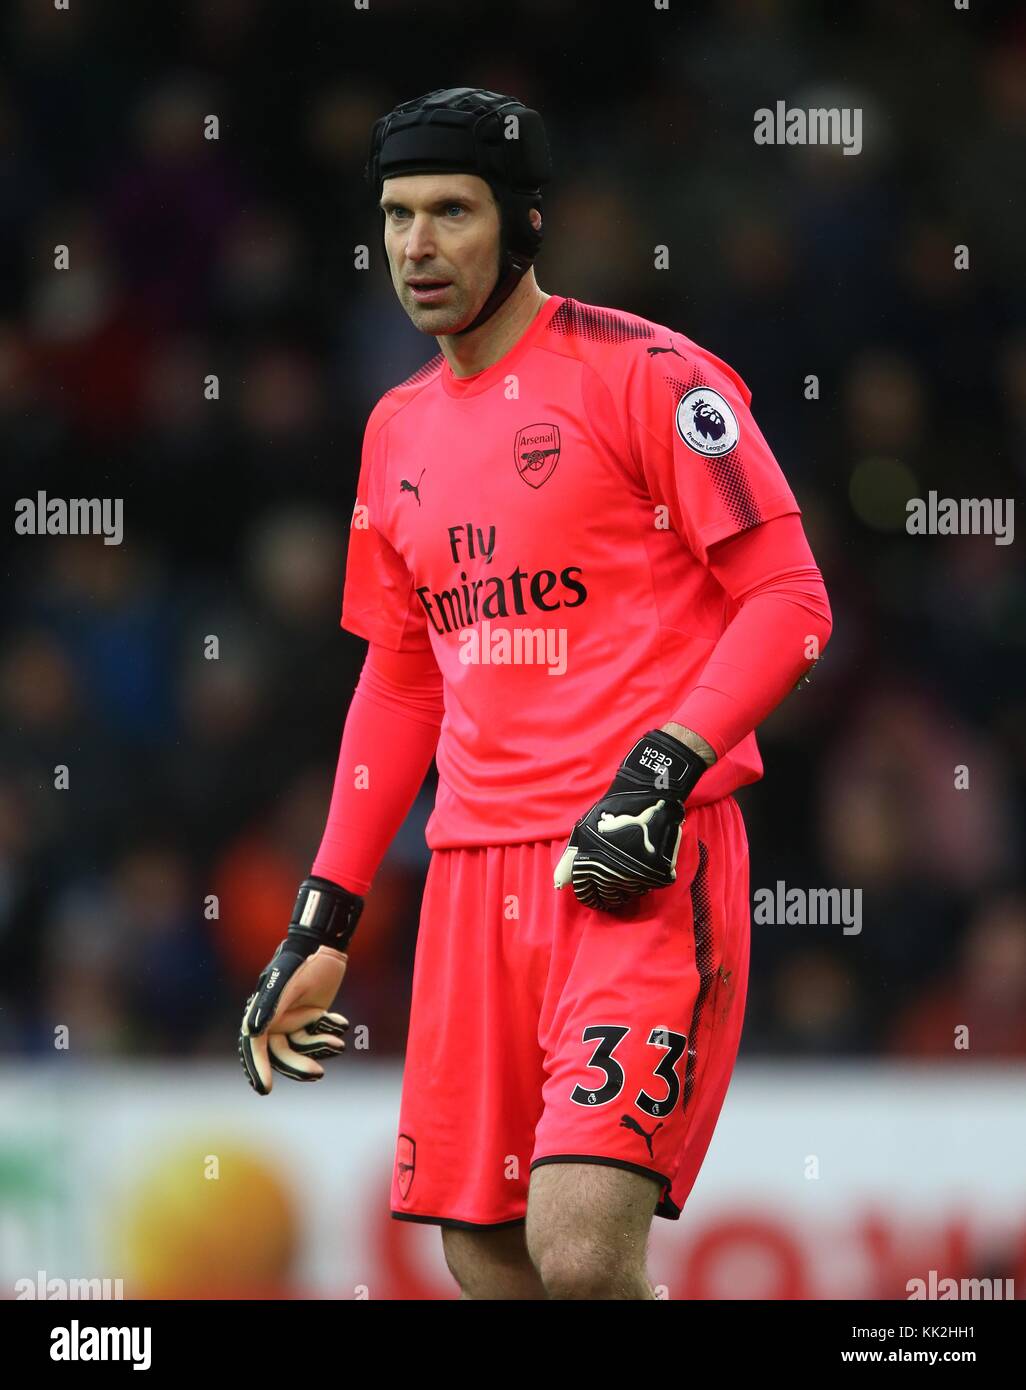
[365,88,551,335]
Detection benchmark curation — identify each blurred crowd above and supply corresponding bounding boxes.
[2,0,1023,1062]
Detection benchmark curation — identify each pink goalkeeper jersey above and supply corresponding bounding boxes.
[341,294,801,850]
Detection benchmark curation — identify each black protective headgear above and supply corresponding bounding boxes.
[365,87,551,334]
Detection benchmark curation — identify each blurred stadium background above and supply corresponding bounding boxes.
[2,0,1023,1298]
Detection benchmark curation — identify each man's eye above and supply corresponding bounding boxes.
[445,204,465,217]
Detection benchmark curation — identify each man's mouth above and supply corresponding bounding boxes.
[407,278,452,303]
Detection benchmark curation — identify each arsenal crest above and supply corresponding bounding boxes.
[396,1133,416,1200]
[514,423,561,488]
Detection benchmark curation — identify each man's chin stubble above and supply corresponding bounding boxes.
[406,301,473,335]
[408,305,472,332]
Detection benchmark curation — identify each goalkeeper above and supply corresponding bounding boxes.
[239,87,832,1301]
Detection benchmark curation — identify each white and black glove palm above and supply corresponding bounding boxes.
[239,877,363,1095]
[554,730,707,912]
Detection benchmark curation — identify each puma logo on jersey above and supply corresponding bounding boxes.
[399,469,426,505]
[596,800,666,855]
[646,341,684,359]
[620,1113,664,1158]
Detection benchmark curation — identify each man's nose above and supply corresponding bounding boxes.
[404,213,436,260]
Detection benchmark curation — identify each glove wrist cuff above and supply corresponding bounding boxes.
[286,877,364,956]
[616,729,707,801]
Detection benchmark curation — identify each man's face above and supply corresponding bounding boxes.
[379,172,501,334]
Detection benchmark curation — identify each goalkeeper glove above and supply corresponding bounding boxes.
[239,876,363,1095]
[554,729,707,913]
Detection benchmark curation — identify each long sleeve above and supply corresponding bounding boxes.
[671,513,833,760]
[310,640,444,894]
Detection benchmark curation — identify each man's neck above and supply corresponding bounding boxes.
[438,278,551,378]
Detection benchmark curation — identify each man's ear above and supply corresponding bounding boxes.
[530,208,542,231]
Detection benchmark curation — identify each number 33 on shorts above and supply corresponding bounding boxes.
[570,1023,688,1117]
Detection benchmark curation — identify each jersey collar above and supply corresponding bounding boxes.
[439,294,564,399]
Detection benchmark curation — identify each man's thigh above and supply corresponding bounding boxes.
[526,1161,660,1298]
[441,1222,546,1300]
[439,1165,659,1299]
